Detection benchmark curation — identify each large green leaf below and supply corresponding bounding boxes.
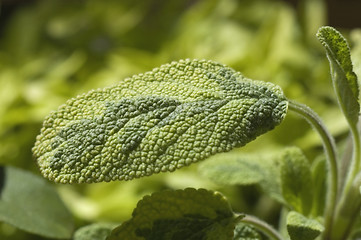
[0,166,74,238]
[286,211,324,240]
[317,26,360,125]
[198,150,285,203]
[107,188,241,240]
[33,59,288,183]
[280,147,313,215]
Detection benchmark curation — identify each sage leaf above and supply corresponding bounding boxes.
[107,188,241,240]
[74,223,117,240]
[280,147,313,215]
[233,223,262,240]
[286,211,324,240]
[198,150,285,204]
[311,157,326,216]
[317,26,360,125]
[0,166,74,239]
[33,59,288,183]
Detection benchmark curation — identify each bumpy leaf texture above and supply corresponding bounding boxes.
[107,188,239,240]
[317,26,360,125]
[33,59,288,183]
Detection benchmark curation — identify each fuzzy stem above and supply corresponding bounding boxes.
[237,213,284,240]
[341,123,361,194]
[287,100,338,239]
[331,122,361,239]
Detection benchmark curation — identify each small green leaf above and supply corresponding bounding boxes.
[198,150,285,203]
[317,26,360,125]
[0,166,74,239]
[33,59,288,183]
[233,223,262,240]
[74,223,117,240]
[280,147,313,215]
[107,188,241,240]
[311,157,326,217]
[286,211,324,240]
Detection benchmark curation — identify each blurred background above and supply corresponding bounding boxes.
[1,0,361,239]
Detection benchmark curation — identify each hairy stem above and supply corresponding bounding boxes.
[332,123,361,239]
[237,213,284,240]
[287,100,338,239]
[341,123,361,194]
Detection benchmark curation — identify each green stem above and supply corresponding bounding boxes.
[287,100,338,239]
[331,122,361,239]
[341,123,361,194]
[237,213,284,240]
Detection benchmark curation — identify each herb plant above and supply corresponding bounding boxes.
[2,26,361,240]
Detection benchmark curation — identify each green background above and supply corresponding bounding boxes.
[0,0,360,239]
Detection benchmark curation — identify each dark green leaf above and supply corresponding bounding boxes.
[198,150,285,204]
[286,211,324,240]
[0,166,74,239]
[317,26,360,125]
[280,147,313,215]
[33,59,288,183]
[74,223,118,240]
[107,188,241,240]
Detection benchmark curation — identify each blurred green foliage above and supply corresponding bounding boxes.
[0,0,358,239]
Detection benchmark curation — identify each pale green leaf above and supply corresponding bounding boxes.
[198,150,284,204]
[286,211,324,240]
[311,157,326,217]
[33,59,288,183]
[0,166,74,239]
[233,223,262,240]
[280,147,313,215]
[74,223,117,240]
[317,26,360,125]
[107,188,240,240]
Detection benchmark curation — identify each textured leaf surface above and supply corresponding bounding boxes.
[280,147,313,215]
[107,188,240,240]
[233,223,262,240]
[286,211,324,240]
[32,59,287,183]
[74,223,117,240]
[317,26,360,125]
[0,166,74,238]
[198,150,285,203]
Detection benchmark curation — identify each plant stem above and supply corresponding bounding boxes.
[331,122,361,239]
[341,123,361,194]
[237,213,284,240]
[287,100,338,239]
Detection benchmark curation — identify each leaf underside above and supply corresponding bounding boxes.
[33,59,287,183]
[107,188,239,240]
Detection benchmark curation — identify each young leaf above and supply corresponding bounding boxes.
[107,188,241,240]
[198,150,285,204]
[0,166,74,239]
[316,26,360,125]
[74,223,117,240]
[32,59,288,183]
[280,147,313,215]
[233,223,262,240]
[310,157,326,217]
[286,211,324,240]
